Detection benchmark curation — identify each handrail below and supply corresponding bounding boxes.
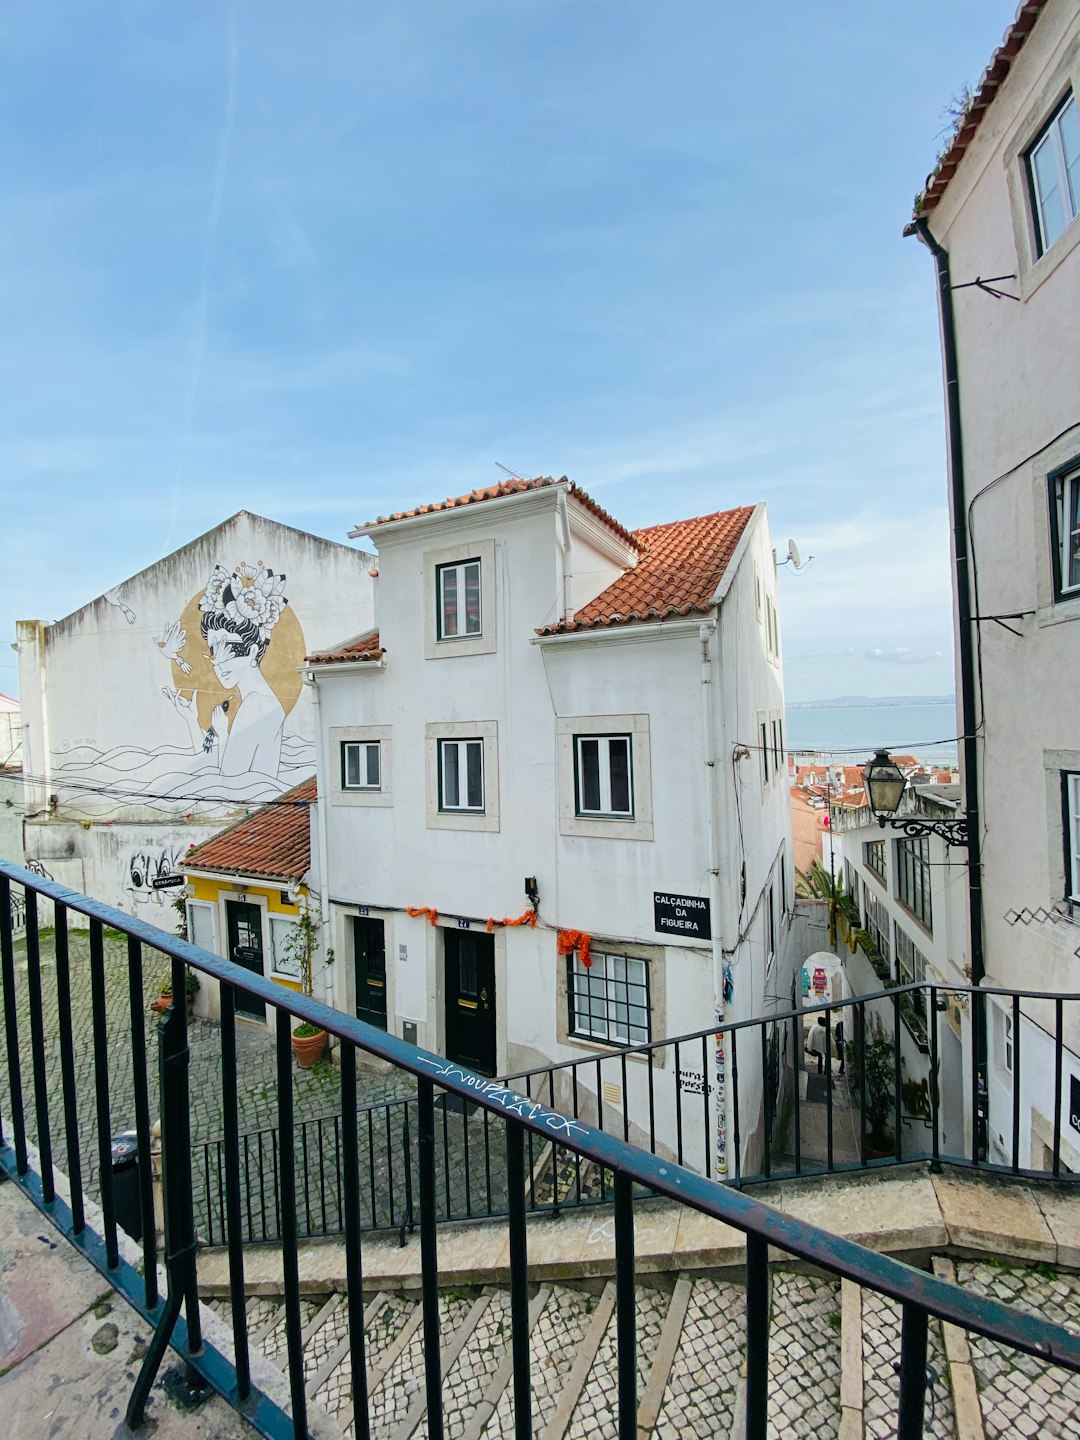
[3,857,1079,1370]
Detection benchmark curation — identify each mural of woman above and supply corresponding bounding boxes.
[162,563,290,778]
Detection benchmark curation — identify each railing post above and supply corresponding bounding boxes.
[614,1172,637,1440]
[341,1043,371,1440]
[896,1303,928,1440]
[400,1102,415,1248]
[125,999,202,1429]
[929,988,941,1174]
[506,1124,532,1439]
[744,1233,769,1439]
[0,873,27,1174]
[418,1079,444,1440]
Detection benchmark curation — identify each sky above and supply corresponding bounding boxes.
[0,1,1017,702]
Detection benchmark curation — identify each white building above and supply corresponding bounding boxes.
[910,0,1080,1169]
[13,512,374,919]
[304,475,796,1178]
[0,693,21,771]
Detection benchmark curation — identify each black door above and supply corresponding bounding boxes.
[352,916,387,1031]
[226,900,265,1019]
[444,930,496,1076]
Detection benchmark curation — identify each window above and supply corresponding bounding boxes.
[438,738,484,812]
[760,718,770,786]
[765,883,776,971]
[863,888,890,966]
[556,714,653,841]
[895,925,928,1018]
[269,916,302,983]
[997,1008,1015,1076]
[568,950,650,1046]
[436,558,482,640]
[341,740,381,791]
[895,836,933,932]
[1064,771,1080,903]
[864,839,886,884]
[575,734,633,817]
[1049,462,1080,600]
[1028,93,1080,255]
[771,717,783,773]
[187,901,217,956]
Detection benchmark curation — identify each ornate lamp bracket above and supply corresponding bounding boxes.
[877,815,969,846]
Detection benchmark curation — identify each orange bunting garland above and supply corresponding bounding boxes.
[485,909,539,934]
[406,905,439,927]
[556,928,592,967]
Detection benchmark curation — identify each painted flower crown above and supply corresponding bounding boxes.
[199,562,289,641]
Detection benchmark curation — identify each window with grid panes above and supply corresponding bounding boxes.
[568,950,650,1046]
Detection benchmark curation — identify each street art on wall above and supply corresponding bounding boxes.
[50,561,313,819]
[126,846,185,908]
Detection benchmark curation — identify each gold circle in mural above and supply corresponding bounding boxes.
[173,576,305,735]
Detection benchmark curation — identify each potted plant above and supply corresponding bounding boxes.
[150,969,200,1018]
[846,1016,896,1158]
[280,903,329,1069]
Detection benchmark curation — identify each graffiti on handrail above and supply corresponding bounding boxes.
[418,1057,587,1139]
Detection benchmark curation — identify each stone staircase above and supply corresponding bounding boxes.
[205,1251,1080,1438]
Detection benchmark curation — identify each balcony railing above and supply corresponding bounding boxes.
[2,857,1080,1440]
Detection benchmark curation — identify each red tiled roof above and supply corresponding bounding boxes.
[184,778,315,882]
[915,1,1049,217]
[306,630,383,667]
[537,505,755,635]
[357,477,643,554]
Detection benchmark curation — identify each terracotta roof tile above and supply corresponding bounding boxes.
[357,477,643,554]
[306,630,383,666]
[184,777,315,883]
[537,505,755,635]
[915,1,1049,217]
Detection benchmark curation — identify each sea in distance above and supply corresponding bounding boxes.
[784,696,958,768]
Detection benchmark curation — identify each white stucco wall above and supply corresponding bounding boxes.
[15,511,374,920]
[922,0,1080,1161]
[309,484,795,1178]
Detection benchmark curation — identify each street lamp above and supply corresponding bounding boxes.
[861,748,969,845]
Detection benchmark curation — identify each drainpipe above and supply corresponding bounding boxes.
[700,620,733,1177]
[911,217,984,986]
[911,215,987,1163]
[302,669,336,1013]
[556,488,573,622]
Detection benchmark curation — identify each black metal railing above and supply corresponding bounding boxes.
[3,857,1080,1440]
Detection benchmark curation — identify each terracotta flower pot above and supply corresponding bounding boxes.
[291,1028,328,1069]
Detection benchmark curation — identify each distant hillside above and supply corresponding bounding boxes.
[787,695,954,710]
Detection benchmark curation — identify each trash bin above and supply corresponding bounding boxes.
[111,1130,142,1243]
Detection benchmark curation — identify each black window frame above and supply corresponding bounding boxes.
[1062,769,1080,905]
[573,732,634,819]
[864,839,886,885]
[340,739,381,791]
[895,835,933,933]
[435,557,483,641]
[1048,458,1080,602]
[567,948,651,1047]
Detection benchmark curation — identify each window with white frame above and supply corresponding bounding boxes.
[996,1007,1015,1076]
[438,738,485,812]
[568,950,650,1046]
[187,900,217,956]
[1064,771,1080,903]
[1050,463,1080,600]
[864,839,886,884]
[436,557,482,640]
[574,734,633,818]
[760,718,770,786]
[269,915,302,983]
[1028,93,1080,255]
[341,740,381,791]
[765,883,776,971]
[863,888,890,965]
[556,714,653,841]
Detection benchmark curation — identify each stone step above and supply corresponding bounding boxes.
[646,1273,745,1438]
[766,1269,842,1438]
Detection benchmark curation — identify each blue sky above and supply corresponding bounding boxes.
[0,1,1014,701]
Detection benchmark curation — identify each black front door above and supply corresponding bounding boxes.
[444,930,496,1076]
[352,916,387,1031]
[226,900,265,1019]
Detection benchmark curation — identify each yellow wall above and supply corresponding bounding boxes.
[186,871,306,994]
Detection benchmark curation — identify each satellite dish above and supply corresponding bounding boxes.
[787,539,801,568]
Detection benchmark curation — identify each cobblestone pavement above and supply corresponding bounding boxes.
[862,1288,955,1438]
[956,1259,1080,1439]
[368,1294,474,1436]
[654,1275,744,1438]
[766,1270,841,1439]
[568,1282,668,1437]
[487,1282,594,1437]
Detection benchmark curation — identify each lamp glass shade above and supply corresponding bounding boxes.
[862,749,907,818]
